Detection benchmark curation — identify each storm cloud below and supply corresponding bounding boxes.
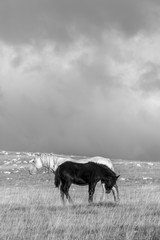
[0,1,160,161]
[0,0,159,44]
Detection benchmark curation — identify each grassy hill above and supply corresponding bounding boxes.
[0,151,160,239]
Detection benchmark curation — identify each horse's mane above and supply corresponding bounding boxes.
[88,162,116,177]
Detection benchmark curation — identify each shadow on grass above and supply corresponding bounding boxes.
[0,201,118,214]
[48,201,119,215]
[92,201,118,207]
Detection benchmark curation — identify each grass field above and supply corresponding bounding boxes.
[0,151,160,240]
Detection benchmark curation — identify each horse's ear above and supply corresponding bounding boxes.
[116,175,120,180]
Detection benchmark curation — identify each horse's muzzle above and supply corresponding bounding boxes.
[28,169,34,175]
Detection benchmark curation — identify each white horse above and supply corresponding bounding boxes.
[29,154,120,202]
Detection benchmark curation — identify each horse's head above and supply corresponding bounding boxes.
[105,175,120,193]
[29,155,43,174]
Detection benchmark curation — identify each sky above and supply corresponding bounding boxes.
[0,0,160,161]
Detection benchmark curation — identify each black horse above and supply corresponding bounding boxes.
[55,161,120,204]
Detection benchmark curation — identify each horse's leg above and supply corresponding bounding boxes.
[100,182,106,202]
[88,182,96,203]
[113,184,120,202]
[60,184,65,205]
[66,192,73,204]
[111,187,117,202]
[64,182,74,204]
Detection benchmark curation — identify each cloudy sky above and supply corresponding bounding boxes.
[0,0,160,161]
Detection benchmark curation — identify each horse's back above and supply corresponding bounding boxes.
[58,161,100,177]
[90,157,114,171]
[57,161,104,185]
[57,161,114,178]
[40,154,114,173]
[59,161,91,171]
[77,156,114,171]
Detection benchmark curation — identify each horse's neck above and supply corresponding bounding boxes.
[96,163,115,178]
[53,156,66,171]
[51,155,58,170]
[104,167,116,178]
[41,154,56,169]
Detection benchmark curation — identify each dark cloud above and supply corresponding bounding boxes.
[0,2,160,162]
[0,0,159,45]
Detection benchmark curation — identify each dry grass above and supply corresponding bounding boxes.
[1,183,160,240]
[1,153,160,240]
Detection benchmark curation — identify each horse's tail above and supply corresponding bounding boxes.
[54,167,61,188]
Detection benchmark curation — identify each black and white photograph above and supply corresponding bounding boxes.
[0,0,160,239]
